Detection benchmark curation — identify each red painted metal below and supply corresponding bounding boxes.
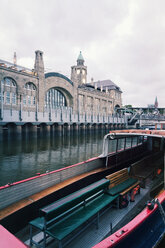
[110,129,165,136]
[0,225,29,248]
[93,190,165,248]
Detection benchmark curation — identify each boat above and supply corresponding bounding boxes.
[91,130,165,248]
[0,129,164,247]
[93,190,165,248]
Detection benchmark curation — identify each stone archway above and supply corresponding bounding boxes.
[45,87,67,109]
[45,74,74,110]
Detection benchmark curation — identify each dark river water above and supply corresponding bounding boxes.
[0,130,111,186]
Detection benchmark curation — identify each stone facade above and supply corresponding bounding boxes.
[0,50,122,115]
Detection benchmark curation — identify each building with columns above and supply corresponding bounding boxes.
[0,50,122,117]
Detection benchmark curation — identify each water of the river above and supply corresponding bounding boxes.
[0,130,114,186]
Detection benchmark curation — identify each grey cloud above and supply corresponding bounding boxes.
[0,0,164,107]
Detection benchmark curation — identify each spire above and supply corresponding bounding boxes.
[154,96,158,108]
[77,51,84,66]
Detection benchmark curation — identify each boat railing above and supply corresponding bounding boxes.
[153,198,165,225]
[100,133,146,166]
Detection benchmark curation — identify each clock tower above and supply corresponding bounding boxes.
[71,51,87,85]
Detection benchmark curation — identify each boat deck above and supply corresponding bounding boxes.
[17,182,151,248]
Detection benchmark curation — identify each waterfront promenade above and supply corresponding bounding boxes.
[0,108,126,137]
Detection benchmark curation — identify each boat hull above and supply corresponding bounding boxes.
[0,143,148,233]
[93,190,165,248]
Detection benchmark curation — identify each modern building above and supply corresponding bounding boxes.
[0,50,122,117]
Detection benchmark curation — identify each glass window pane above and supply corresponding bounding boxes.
[5,78,11,86]
[33,96,36,105]
[45,88,66,109]
[12,93,16,104]
[28,96,31,105]
[125,137,132,148]
[23,95,26,105]
[6,92,10,104]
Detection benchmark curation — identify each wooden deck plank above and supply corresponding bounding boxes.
[120,181,140,196]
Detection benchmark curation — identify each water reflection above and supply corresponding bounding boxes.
[0,130,108,186]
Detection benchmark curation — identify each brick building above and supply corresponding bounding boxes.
[0,50,122,116]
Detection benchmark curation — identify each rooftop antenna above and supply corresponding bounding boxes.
[13,52,17,66]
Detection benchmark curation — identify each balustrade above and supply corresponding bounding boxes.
[0,108,126,125]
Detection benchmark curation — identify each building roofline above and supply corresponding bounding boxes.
[45,72,74,86]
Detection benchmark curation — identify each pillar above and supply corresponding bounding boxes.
[105,124,108,130]
[57,125,63,135]
[73,124,79,131]
[0,125,3,141]
[0,125,3,135]
[87,124,92,131]
[51,125,55,135]
[45,125,50,136]
[67,125,70,131]
[16,125,22,135]
[30,125,37,137]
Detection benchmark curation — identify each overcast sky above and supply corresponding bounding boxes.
[0,0,164,107]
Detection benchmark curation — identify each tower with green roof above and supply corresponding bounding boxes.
[71,51,87,85]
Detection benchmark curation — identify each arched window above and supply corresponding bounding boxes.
[1,77,17,105]
[45,88,67,109]
[2,77,17,88]
[24,82,36,91]
[23,82,37,106]
[115,104,120,109]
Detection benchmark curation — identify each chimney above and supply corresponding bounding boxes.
[106,87,108,93]
[13,52,17,66]
[34,50,44,75]
[91,77,94,85]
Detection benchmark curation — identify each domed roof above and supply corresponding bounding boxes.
[77,51,85,66]
[77,51,84,62]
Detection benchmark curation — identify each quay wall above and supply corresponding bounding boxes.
[0,109,127,138]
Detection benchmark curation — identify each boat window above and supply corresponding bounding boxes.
[137,136,143,145]
[107,135,145,156]
[108,139,117,153]
[125,137,132,148]
[116,138,125,152]
[132,137,137,147]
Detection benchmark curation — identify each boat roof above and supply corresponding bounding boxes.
[108,129,165,139]
[100,129,165,158]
